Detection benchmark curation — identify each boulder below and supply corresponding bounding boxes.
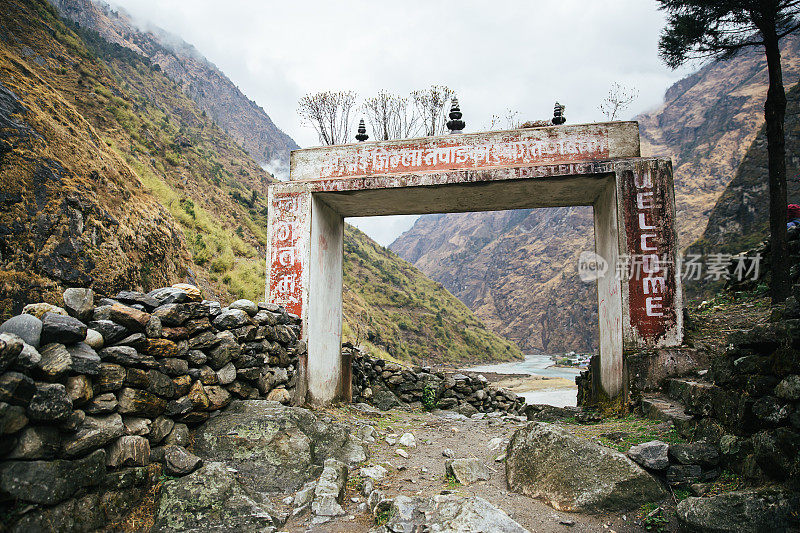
[205,385,232,410]
[148,416,174,444]
[229,299,258,316]
[677,488,800,532]
[88,320,128,344]
[216,362,237,385]
[0,449,106,505]
[84,392,118,415]
[63,288,94,322]
[108,304,151,332]
[38,343,72,381]
[206,332,240,369]
[212,309,250,330]
[66,375,93,406]
[116,291,160,309]
[506,422,666,512]
[152,304,191,327]
[266,386,290,404]
[62,413,124,457]
[106,435,150,467]
[117,387,167,418]
[99,346,157,368]
[144,339,180,359]
[171,284,202,301]
[445,458,490,484]
[192,400,366,493]
[40,313,87,345]
[0,314,42,348]
[123,416,152,436]
[7,426,60,459]
[65,342,100,376]
[14,342,41,373]
[0,371,36,405]
[374,494,528,533]
[163,445,202,476]
[164,423,189,446]
[27,382,73,423]
[666,464,703,486]
[23,303,67,319]
[669,442,719,467]
[153,462,276,532]
[628,440,669,470]
[149,287,190,305]
[0,402,28,434]
[96,363,126,392]
[312,458,347,517]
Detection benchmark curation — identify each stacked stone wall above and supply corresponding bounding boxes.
[351,350,527,416]
[0,285,302,527]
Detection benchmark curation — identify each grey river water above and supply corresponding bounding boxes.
[464,354,582,407]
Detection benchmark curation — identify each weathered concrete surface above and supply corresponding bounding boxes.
[268,122,681,406]
[290,122,640,181]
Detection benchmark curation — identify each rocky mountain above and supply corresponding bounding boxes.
[49,0,299,171]
[0,0,520,365]
[391,37,800,354]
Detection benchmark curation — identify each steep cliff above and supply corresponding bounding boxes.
[391,38,800,353]
[0,0,521,364]
[49,0,299,170]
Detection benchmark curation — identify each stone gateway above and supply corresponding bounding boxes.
[267,122,683,406]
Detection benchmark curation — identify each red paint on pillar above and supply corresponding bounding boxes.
[268,192,305,317]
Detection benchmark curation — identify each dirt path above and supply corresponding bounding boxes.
[282,407,678,532]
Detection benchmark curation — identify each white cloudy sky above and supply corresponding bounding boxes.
[110,0,693,246]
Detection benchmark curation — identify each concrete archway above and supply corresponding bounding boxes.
[266,122,683,406]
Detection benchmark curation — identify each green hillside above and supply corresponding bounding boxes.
[0,0,522,365]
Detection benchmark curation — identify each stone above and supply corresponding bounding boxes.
[0,334,23,375]
[205,385,232,410]
[377,494,528,533]
[152,304,191,327]
[164,445,202,475]
[172,283,202,301]
[677,487,800,533]
[15,342,42,373]
[84,392,118,414]
[199,365,219,385]
[206,332,241,369]
[399,432,416,448]
[147,370,177,399]
[108,304,151,332]
[213,308,251,330]
[149,287,190,305]
[266,386,291,404]
[59,409,85,432]
[506,422,666,512]
[752,395,790,425]
[752,428,800,479]
[227,380,257,399]
[666,464,703,486]
[38,343,72,380]
[40,313,87,345]
[84,329,104,349]
[27,382,73,422]
[0,314,42,348]
[62,413,124,457]
[117,387,167,418]
[123,416,152,436]
[669,442,719,467]
[445,458,490,484]
[65,342,100,376]
[0,402,27,434]
[124,368,151,389]
[88,320,128,344]
[23,303,67,319]
[165,397,192,417]
[7,425,60,459]
[63,288,94,322]
[99,346,157,368]
[312,459,348,517]
[230,299,258,316]
[148,416,174,444]
[193,400,366,493]
[66,374,93,406]
[164,423,189,446]
[360,464,388,481]
[0,372,35,405]
[116,291,160,309]
[188,330,218,350]
[396,448,409,458]
[372,387,403,411]
[152,462,275,532]
[96,363,126,392]
[159,357,189,377]
[172,374,192,396]
[143,338,180,359]
[217,362,237,385]
[775,375,800,401]
[187,350,208,366]
[106,435,150,468]
[188,380,211,410]
[146,315,163,339]
[0,449,106,505]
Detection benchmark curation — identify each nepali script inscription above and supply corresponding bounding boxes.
[268,193,308,317]
[307,128,610,180]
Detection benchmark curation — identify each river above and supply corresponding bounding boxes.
[464,354,582,407]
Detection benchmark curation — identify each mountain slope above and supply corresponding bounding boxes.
[49,0,299,170]
[0,0,520,365]
[391,39,800,353]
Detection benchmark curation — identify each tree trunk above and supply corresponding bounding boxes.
[763,32,790,303]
